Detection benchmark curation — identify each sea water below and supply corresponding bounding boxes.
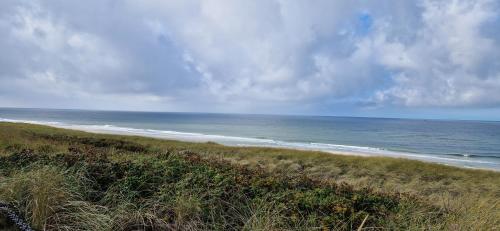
[1,108,499,171]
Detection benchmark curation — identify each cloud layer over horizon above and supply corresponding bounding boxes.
[1,0,500,118]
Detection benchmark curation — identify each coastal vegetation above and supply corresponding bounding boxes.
[0,122,498,230]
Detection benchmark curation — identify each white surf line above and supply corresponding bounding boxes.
[1,118,498,171]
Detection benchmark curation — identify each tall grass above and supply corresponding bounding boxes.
[0,166,112,230]
[0,167,72,229]
[0,122,499,230]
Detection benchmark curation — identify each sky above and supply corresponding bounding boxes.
[1,0,500,120]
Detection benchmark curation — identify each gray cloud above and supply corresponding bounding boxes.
[371,0,500,107]
[0,0,499,115]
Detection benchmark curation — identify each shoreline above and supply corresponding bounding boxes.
[36,122,374,158]
[55,126,500,172]
[1,119,498,171]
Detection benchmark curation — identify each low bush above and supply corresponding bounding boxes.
[0,122,498,230]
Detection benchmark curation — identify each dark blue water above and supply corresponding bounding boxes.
[1,108,499,170]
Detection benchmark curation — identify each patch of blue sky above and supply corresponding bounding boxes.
[356,12,373,36]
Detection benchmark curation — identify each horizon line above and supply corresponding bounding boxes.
[1,106,499,123]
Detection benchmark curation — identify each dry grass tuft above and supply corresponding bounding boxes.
[0,122,499,230]
[0,167,72,229]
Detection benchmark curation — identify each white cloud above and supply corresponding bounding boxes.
[371,0,500,107]
[3,2,127,94]
[0,0,499,114]
[128,0,368,104]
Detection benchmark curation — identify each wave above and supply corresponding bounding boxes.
[0,118,63,125]
[446,153,500,159]
[1,117,498,169]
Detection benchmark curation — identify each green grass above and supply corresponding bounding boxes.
[0,122,499,230]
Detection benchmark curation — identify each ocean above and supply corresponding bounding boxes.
[1,108,499,171]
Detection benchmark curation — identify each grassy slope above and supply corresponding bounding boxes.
[0,122,498,230]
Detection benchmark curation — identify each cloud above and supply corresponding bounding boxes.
[370,0,500,107]
[0,0,200,110]
[0,0,499,115]
[129,1,374,103]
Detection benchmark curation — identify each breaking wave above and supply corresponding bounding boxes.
[1,117,498,170]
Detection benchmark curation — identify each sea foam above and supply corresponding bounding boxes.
[1,117,498,170]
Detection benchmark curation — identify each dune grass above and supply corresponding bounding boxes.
[0,122,498,230]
